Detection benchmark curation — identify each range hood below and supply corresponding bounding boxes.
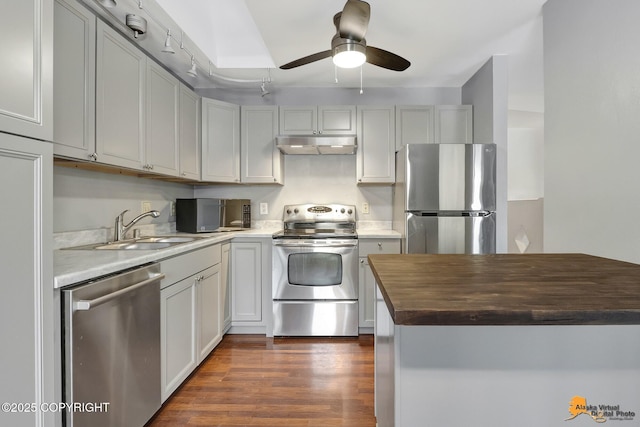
[276,135,357,155]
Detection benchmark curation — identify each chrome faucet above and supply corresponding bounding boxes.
[114,209,160,241]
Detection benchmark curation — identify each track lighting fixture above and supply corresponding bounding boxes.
[187,56,197,77]
[96,0,116,7]
[260,80,270,97]
[126,14,147,38]
[161,29,175,54]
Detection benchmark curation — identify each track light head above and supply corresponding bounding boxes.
[187,56,197,77]
[260,81,270,97]
[161,29,175,54]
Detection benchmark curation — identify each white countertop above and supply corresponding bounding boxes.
[356,229,401,239]
[54,227,400,289]
[54,228,280,289]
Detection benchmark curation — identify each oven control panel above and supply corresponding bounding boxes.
[283,204,356,222]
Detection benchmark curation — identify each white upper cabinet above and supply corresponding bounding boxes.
[0,0,53,141]
[357,106,396,184]
[279,105,356,135]
[145,61,179,176]
[53,0,96,160]
[396,105,473,149]
[395,105,434,150]
[241,106,283,184]
[201,98,240,182]
[95,20,146,170]
[178,85,201,180]
[434,105,473,144]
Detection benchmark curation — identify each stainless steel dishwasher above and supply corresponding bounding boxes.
[62,263,164,427]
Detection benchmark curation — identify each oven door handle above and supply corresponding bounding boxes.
[273,241,358,248]
[73,273,165,311]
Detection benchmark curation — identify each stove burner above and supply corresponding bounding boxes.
[277,203,357,239]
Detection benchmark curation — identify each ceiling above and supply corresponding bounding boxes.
[91,0,546,112]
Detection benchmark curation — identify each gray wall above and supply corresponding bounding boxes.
[507,110,544,253]
[544,0,640,263]
[53,165,193,232]
[461,55,509,253]
[197,87,461,107]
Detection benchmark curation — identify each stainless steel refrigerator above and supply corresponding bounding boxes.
[393,144,496,254]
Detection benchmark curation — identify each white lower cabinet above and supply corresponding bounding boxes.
[160,273,197,401]
[230,239,271,334]
[160,244,222,402]
[359,239,400,330]
[231,242,262,322]
[197,264,222,363]
[221,242,232,331]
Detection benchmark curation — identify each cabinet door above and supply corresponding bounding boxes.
[359,257,376,328]
[358,239,400,329]
[145,61,179,176]
[357,106,395,184]
[53,0,96,160]
[0,0,53,141]
[96,21,145,170]
[279,106,317,135]
[197,264,222,363]
[0,133,54,427]
[231,242,262,322]
[395,105,434,151]
[241,106,283,184]
[318,105,356,134]
[179,85,201,180]
[160,276,197,402]
[201,98,240,182]
[221,243,231,331]
[434,105,473,144]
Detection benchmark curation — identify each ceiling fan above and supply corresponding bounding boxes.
[279,0,411,72]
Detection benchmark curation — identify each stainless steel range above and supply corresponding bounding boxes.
[272,204,358,336]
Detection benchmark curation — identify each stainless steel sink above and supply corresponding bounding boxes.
[63,235,203,251]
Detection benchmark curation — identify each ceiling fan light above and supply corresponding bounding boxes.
[332,41,367,68]
[333,50,366,68]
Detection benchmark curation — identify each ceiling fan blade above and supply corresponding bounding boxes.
[365,46,411,71]
[339,0,370,40]
[279,50,332,70]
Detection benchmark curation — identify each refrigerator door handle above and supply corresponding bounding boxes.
[409,210,494,217]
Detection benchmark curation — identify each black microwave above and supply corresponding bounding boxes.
[176,198,251,233]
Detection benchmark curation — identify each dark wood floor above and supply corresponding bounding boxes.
[147,334,377,427]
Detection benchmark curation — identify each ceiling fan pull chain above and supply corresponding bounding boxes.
[360,65,364,94]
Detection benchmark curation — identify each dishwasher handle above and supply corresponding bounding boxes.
[73,273,165,311]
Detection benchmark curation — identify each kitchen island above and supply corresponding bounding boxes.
[368,254,640,427]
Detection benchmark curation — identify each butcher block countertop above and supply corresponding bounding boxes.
[367,253,640,326]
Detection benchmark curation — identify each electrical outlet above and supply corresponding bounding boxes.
[141,201,151,213]
[170,201,176,217]
[362,202,370,214]
[260,202,269,215]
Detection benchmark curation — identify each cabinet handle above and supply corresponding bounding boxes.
[89,152,98,161]
[182,172,187,177]
[360,259,365,264]
[378,242,382,248]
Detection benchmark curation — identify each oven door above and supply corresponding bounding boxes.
[272,239,358,300]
